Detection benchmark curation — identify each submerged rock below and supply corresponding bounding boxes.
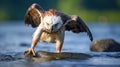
[0,54,15,61]
[90,39,120,52]
[19,42,30,47]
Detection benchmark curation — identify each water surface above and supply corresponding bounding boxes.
[0,21,120,67]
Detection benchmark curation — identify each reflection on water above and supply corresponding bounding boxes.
[0,21,120,66]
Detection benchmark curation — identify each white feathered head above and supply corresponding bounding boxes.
[42,9,63,31]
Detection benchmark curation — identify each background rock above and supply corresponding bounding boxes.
[90,39,120,52]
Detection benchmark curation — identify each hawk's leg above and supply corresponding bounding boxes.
[24,25,43,56]
[56,42,62,53]
[24,39,39,56]
[55,41,63,59]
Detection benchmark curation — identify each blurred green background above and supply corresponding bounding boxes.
[0,0,120,23]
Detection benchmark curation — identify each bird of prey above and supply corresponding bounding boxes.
[24,3,93,56]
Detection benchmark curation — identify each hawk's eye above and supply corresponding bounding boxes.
[54,23,59,26]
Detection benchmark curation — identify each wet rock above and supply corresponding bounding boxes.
[0,54,15,61]
[90,39,120,52]
[24,51,92,63]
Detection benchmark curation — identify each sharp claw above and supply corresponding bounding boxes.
[24,48,36,56]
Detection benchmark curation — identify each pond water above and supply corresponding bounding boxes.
[0,21,120,67]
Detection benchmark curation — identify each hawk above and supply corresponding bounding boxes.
[24,3,93,56]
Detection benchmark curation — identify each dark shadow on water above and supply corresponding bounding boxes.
[24,51,92,63]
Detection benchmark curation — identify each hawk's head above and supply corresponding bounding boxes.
[42,9,63,31]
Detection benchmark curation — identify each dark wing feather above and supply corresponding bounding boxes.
[25,3,44,28]
[65,15,93,41]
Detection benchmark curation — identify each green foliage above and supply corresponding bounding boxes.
[0,0,120,23]
[0,0,58,21]
[0,10,9,20]
[82,0,120,10]
[57,0,120,22]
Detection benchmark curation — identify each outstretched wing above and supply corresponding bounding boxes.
[25,3,44,28]
[63,15,93,41]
